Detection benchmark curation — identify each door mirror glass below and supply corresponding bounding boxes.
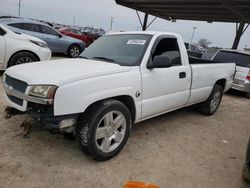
[148,55,172,69]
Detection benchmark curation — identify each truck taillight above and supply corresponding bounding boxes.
[247,71,250,80]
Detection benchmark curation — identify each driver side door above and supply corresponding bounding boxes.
[39,25,67,53]
[141,36,191,119]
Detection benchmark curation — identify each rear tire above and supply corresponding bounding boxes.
[8,52,39,68]
[76,100,132,161]
[246,93,250,99]
[197,85,223,115]
[67,44,81,58]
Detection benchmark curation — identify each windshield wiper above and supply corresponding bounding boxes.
[93,56,115,63]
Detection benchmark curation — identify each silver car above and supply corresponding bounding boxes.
[0,18,85,58]
[212,49,250,98]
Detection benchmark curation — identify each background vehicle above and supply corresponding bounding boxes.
[58,27,94,47]
[3,31,235,161]
[0,18,85,57]
[185,42,204,58]
[0,24,51,70]
[211,49,250,98]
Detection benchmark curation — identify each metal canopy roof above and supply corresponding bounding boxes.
[115,0,250,23]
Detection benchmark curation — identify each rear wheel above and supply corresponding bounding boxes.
[197,85,223,115]
[8,52,39,68]
[76,100,132,161]
[67,44,81,58]
[246,93,250,99]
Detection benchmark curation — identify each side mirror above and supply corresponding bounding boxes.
[147,55,172,69]
[58,33,63,38]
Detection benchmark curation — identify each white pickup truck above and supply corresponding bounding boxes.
[3,31,235,161]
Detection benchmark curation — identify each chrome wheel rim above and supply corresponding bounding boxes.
[16,57,33,65]
[95,111,126,153]
[70,46,80,57]
[210,91,221,112]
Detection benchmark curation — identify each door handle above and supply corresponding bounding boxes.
[179,72,186,79]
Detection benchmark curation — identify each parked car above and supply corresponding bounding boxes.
[3,31,235,161]
[243,138,250,181]
[185,42,204,58]
[0,24,51,70]
[58,27,94,47]
[211,49,250,98]
[0,18,85,57]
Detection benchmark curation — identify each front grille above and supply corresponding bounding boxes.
[8,96,23,106]
[5,75,28,93]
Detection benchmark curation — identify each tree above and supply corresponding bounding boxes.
[198,38,212,48]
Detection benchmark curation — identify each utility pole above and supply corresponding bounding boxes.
[18,0,22,16]
[110,16,114,31]
[73,16,75,26]
[190,27,197,43]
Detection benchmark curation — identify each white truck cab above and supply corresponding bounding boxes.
[3,31,235,161]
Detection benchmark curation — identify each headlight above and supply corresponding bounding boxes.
[29,40,48,48]
[29,85,57,99]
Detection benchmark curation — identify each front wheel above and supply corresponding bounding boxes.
[8,52,39,67]
[76,100,132,161]
[67,44,81,58]
[197,85,223,115]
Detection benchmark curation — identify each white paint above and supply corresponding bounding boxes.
[4,31,235,123]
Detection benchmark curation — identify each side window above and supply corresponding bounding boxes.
[40,25,59,36]
[152,37,182,66]
[22,23,40,32]
[0,27,6,36]
[8,23,24,29]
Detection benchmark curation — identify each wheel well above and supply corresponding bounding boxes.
[84,95,136,123]
[113,95,136,122]
[215,79,226,90]
[7,50,40,68]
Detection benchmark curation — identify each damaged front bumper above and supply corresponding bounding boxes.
[4,105,79,132]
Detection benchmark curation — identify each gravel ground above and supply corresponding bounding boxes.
[0,66,250,188]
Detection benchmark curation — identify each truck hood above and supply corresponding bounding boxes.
[5,59,131,86]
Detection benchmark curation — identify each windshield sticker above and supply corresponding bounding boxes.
[127,40,146,45]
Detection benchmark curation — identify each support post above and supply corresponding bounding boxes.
[142,13,148,31]
[232,20,245,49]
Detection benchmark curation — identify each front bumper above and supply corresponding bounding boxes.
[3,75,78,131]
[37,47,52,61]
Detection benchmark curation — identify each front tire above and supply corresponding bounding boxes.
[8,52,39,68]
[76,100,132,161]
[67,44,81,58]
[197,85,223,115]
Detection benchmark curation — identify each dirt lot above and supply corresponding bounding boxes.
[0,69,250,188]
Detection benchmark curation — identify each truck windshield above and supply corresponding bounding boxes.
[213,51,250,68]
[79,34,152,66]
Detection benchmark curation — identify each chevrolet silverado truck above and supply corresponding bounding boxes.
[3,31,235,161]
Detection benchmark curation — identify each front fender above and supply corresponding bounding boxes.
[53,69,141,118]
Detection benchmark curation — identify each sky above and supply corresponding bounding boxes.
[0,0,249,49]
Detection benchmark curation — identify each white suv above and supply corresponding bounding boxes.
[0,24,51,70]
